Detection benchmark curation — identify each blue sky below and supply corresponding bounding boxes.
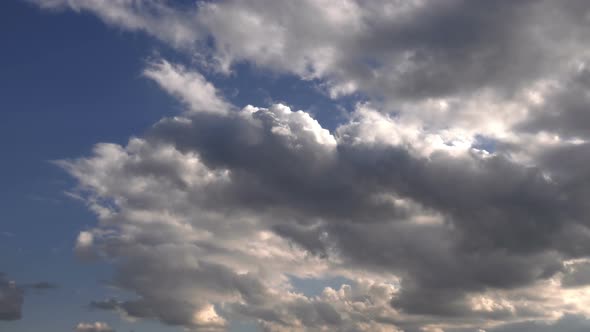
[4,1,590,332]
[1,2,182,331]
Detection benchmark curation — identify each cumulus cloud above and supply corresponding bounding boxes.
[28,0,590,331]
[54,60,590,331]
[75,321,115,332]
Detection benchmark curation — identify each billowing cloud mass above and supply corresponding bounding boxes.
[30,0,590,331]
[75,321,115,332]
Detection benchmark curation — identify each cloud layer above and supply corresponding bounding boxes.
[28,1,590,331]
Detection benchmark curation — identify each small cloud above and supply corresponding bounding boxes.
[89,299,120,311]
[75,321,115,332]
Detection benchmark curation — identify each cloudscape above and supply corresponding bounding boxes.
[3,1,590,331]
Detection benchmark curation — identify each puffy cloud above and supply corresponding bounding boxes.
[54,61,590,331]
[75,321,115,332]
[74,230,97,260]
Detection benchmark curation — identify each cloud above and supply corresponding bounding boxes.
[143,59,233,114]
[29,0,590,151]
[561,260,590,288]
[517,64,590,140]
[29,1,590,103]
[475,314,590,332]
[30,0,203,48]
[55,61,590,331]
[75,322,115,332]
[28,1,590,331]
[0,274,24,321]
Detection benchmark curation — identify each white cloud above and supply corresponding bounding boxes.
[76,231,93,248]
[144,59,233,114]
[75,321,114,332]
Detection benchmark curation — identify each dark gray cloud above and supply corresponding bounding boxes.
[562,261,590,288]
[149,108,583,254]
[350,0,549,100]
[518,65,590,139]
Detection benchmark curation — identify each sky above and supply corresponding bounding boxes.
[3,0,590,331]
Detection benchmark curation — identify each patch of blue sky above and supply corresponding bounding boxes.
[288,275,354,298]
[472,134,498,153]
